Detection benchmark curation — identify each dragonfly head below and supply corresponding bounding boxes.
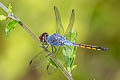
[39,32,48,43]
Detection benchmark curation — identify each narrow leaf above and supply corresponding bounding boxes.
[5,20,18,36]
[48,58,58,69]
[71,65,77,70]
[63,30,77,72]
[8,3,12,13]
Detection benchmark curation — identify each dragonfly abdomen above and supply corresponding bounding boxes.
[63,40,108,51]
[75,44,108,51]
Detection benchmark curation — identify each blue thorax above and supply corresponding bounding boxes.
[46,33,74,46]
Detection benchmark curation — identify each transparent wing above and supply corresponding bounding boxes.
[53,7,76,73]
[29,50,58,74]
[54,7,75,67]
[54,6,64,35]
[63,9,77,73]
[64,9,75,36]
[29,51,47,71]
[46,58,58,74]
[54,6,65,62]
[46,64,56,74]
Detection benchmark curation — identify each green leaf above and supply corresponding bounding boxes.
[5,20,18,36]
[63,30,77,72]
[8,3,12,13]
[48,58,58,69]
[0,15,7,21]
[71,65,77,70]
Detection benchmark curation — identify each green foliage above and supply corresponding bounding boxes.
[63,30,77,72]
[48,58,58,69]
[0,15,7,21]
[5,20,18,36]
[8,3,12,13]
[71,64,77,70]
[1,3,18,36]
[0,3,18,36]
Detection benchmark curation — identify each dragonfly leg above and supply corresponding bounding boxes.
[46,46,57,57]
[51,45,57,54]
[53,46,57,54]
[40,44,49,49]
[45,44,49,49]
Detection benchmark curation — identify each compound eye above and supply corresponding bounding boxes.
[39,32,49,43]
[39,35,43,42]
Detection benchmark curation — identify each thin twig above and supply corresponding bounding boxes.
[0,2,74,80]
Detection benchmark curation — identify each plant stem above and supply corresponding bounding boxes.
[18,21,40,43]
[0,2,74,80]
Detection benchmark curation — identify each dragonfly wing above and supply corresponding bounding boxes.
[64,9,75,36]
[54,6,65,61]
[29,51,47,71]
[46,60,58,74]
[54,6,64,35]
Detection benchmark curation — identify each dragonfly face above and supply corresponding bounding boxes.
[39,32,49,43]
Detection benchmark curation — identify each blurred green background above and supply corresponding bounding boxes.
[0,0,120,80]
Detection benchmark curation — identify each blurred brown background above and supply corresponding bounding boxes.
[0,0,120,80]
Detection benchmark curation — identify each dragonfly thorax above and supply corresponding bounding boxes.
[39,32,48,43]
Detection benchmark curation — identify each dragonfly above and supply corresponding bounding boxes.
[39,7,108,52]
[30,6,108,72]
[29,6,77,72]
